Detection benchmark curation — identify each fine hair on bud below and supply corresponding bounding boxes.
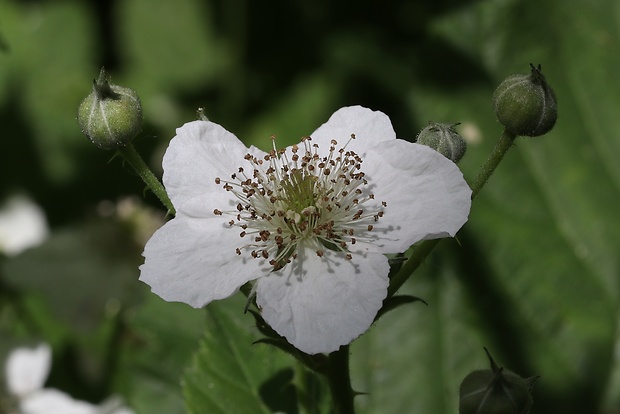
[78,68,143,150]
[416,122,467,163]
[492,64,558,137]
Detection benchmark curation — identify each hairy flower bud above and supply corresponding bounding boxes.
[459,348,537,414]
[492,64,557,137]
[78,68,142,150]
[416,122,466,163]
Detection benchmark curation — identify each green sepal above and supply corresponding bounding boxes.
[253,338,329,375]
[387,253,407,279]
[375,294,428,322]
[459,348,538,414]
[247,309,281,339]
[249,310,330,374]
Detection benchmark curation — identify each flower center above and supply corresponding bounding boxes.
[280,170,317,217]
[214,135,385,270]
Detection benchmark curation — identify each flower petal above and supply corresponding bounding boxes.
[163,120,267,218]
[140,216,268,308]
[362,139,471,253]
[98,396,135,414]
[6,344,51,396]
[0,195,49,256]
[20,389,97,414]
[307,106,396,155]
[256,242,389,354]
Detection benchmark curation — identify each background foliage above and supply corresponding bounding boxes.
[0,0,618,413]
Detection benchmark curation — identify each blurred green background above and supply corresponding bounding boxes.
[0,0,619,413]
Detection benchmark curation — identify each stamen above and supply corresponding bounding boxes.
[214,135,386,270]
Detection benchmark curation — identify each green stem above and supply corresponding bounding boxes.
[325,346,355,414]
[117,144,176,215]
[100,305,125,394]
[469,129,517,199]
[387,129,517,297]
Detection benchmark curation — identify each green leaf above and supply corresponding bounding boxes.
[182,295,297,414]
[119,294,206,414]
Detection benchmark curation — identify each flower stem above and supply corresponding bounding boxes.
[387,128,517,297]
[469,129,517,199]
[326,346,355,414]
[117,144,176,215]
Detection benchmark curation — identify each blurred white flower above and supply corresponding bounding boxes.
[5,344,51,398]
[0,195,49,256]
[4,344,133,414]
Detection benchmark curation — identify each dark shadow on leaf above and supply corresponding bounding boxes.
[259,368,298,414]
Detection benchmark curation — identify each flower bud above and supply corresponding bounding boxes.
[416,122,466,163]
[78,68,142,150]
[459,348,537,414]
[492,64,557,137]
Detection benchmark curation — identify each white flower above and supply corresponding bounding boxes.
[140,106,471,354]
[5,344,51,399]
[0,195,48,257]
[4,344,133,414]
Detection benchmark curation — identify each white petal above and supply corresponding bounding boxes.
[20,389,97,414]
[140,216,268,308]
[6,344,51,396]
[256,243,389,354]
[362,140,471,253]
[163,120,267,218]
[0,195,49,256]
[108,408,135,414]
[306,106,396,156]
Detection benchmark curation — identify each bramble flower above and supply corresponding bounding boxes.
[4,344,133,414]
[140,106,471,354]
